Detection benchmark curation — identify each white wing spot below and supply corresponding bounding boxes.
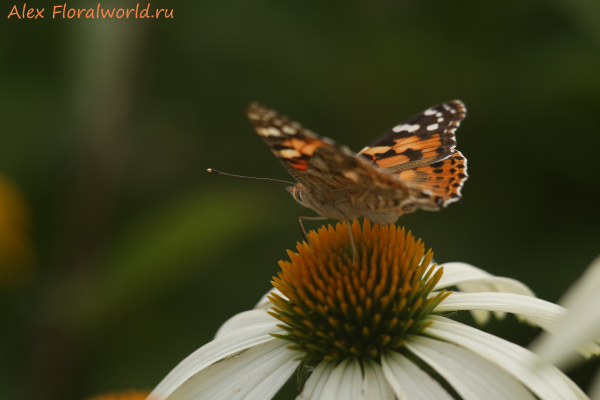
[280,149,302,158]
[264,127,282,137]
[282,126,296,135]
[393,124,420,133]
[273,119,283,127]
[436,112,442,117]
[437,117,444,123]
[427,123,439,131]
[424,109,436,116]
[450,109,456,114]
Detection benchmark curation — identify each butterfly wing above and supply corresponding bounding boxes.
[358,101,465,170]
[396,151,468,207]
[247,102,339,187]
[247,102,422,199]
[247,101,465,223]
[358,101,468,207]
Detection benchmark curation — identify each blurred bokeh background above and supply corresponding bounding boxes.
[1,0,599,398]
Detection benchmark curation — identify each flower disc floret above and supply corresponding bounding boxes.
[268,219,450,364]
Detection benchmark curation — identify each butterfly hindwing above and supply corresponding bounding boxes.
[396,151,468,207]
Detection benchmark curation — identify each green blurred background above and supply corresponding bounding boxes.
[1,0,600,398]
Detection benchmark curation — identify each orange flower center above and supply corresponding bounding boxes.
[268,220,450,364]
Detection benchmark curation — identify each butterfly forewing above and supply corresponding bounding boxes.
[357,100,466,172]
[246,102,337,187]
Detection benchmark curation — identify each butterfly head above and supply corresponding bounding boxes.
[286,183,310,207]
[285,183,301,200]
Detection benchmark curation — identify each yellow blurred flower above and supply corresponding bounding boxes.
[0,173,35,285]
[86,390,151,400]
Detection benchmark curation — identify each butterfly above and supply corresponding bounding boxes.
[246,101,468,226]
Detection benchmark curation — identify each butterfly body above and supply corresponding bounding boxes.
[285,156,432,225]
[247,101,468,225]
[287,183,415,225]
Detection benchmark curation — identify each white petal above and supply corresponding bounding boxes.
[468,308,492,325]
[531,256,600,369]
[320,358,363,400]
[406,336,536,400]
[169,339,300,400]
[455,281,501,325]
[559,256,600,311]
[435,292,600,357]
[430,262,488,288]
[296,361,335,400]
[424,315,587,400]
[336,358,363,400]
[150,322,282,399]
[381,351,453,400]
[215,309,276,339]
[362,359,395,400]
[435,262,535,297]
[589,367,600,400]
[435,262,535,324]
[255,288,286,310]
[436,292,561,329]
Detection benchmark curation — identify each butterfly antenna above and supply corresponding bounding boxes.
[207,168,295,185]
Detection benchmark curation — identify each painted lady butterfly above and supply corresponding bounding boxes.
[246,101,468,226]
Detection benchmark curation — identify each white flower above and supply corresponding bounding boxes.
[531,255,600,398]
[149,221,592,400]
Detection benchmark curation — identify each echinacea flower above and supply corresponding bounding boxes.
[149,220,593,400]
[531,255,600,398]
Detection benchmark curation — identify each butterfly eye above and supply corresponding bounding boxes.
[287,186,306,204]
[286,186,300,200]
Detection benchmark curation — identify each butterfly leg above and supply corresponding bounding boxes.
[298,206,328,248]
[346,221,357,265]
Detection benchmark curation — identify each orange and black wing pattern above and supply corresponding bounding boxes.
[396,151,467,207]
[358,101,468,207]
[246,102,413,195]
[246,102,339,187]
